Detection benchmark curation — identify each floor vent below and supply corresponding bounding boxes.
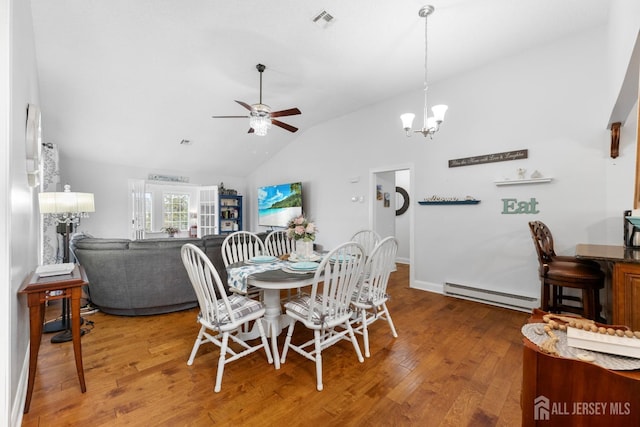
[444,282,538,313]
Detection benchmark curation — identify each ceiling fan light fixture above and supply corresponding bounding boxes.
[212,64,301,135]
[250,114,271,137]
[249,103,272,136]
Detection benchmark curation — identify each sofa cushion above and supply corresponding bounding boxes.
[129,238,202,250]
[73,238,130,250]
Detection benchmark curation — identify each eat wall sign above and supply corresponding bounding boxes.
[502,198,539,214]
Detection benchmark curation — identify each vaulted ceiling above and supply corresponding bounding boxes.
[30,0,609,176]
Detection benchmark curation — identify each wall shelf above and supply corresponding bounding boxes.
[494,177,553,186]
[418,200,481,205]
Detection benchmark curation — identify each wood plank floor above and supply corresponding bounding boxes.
[21,264,529,426]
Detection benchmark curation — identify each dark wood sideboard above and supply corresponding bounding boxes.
[575,244,640,330]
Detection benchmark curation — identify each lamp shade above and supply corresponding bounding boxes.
[431,104,448,122]
[39,191,95,214]
[400,113,415,130]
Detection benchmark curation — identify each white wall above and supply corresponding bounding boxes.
[245,25,634,301]
[6,0,41,424]
[1,0,10,421]
[607,0,640,113]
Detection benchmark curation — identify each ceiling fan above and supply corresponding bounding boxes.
[212,64,301,136]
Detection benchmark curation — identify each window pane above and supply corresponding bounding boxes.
[162,193,190,231]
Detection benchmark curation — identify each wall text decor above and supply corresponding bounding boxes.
[501,198,539,214]
[449,149,528,168]
[148,174,189,183]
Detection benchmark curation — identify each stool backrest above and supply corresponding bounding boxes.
[528,221,556,264]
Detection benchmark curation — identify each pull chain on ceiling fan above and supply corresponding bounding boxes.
[212,64,301,136]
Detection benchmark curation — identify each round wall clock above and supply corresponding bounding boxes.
[396,186,409,216]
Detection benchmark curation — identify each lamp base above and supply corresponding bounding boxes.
[43,319,66,333]
[51,327,87,344]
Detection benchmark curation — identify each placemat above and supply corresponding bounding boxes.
[522,323,640,371]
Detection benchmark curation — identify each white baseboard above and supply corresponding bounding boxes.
[11,346,29,427]
[411,280,444,294]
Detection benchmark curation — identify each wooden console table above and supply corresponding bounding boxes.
[575,244,640,329]
[18,265,88,413]
[522,310,640,426]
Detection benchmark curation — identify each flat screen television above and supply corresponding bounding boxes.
[258,182,302,228]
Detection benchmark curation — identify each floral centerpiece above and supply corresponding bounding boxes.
[286,214,317,260]
[286,214,317,241]
[162,226,179,237]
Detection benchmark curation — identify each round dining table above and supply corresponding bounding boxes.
[228,262,316,369]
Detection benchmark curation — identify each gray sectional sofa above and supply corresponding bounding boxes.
[71,233,257,316]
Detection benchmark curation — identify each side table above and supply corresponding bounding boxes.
[18,265,88,413]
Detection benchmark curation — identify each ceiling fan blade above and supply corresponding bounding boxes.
[235,100,253,111]
[270,107,301,118]
[272,119,298,133]
[211,115,248,118]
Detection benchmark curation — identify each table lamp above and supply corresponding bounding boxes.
[38,184,95,342]
[38,184,95,262]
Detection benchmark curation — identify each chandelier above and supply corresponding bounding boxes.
[401,5,448,138]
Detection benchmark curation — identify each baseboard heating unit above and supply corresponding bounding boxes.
[444,282,538,313]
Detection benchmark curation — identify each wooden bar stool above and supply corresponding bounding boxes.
[528,221,605,321]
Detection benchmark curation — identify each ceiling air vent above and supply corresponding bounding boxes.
[312,10,335,28]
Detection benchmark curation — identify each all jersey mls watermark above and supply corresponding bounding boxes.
[534,395,631,421]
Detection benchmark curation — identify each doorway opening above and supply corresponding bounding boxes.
[370,164,414,287]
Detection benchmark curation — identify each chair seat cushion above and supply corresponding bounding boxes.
[285,294,348,326]
[352,285,389,307]
[552,255,600,269]
[544,260,604,284]
[212,294,265,325]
